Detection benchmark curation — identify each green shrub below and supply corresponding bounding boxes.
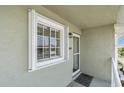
[118,47,124,58]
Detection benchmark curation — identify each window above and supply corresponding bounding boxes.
[28,9,69,71]
[37,24,61,61]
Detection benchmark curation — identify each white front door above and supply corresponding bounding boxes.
[72,33,80,77]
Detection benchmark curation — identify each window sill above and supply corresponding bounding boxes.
[28,59,66,72]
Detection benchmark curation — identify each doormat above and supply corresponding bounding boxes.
[74,73,93,87]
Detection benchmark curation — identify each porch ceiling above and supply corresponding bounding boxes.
[44,5,120,30]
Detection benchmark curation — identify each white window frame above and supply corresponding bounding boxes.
[28,9,69,72]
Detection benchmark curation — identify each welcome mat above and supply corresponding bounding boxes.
[74,73,93,87]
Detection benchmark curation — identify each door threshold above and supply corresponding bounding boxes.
[73,71,81,80]
[73,69,80,76]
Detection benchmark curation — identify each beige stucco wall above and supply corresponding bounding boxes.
[117,6,124,24]
[0,5,81,86]
[80,25,115,82]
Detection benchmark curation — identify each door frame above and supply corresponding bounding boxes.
[72,33,80,77]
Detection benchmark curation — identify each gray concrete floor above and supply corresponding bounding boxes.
[68,78,111,87]
[89,78,111,87]
[68,81,85,87]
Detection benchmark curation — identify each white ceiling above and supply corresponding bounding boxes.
[44,5,120,29]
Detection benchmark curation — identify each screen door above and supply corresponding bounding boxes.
[73,33,80,76]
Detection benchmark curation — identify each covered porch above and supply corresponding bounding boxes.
[44,5,124,87]
[0,5,124,87]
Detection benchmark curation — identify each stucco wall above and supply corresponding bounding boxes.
[0,6,81,86]
[117,6,124,24]
[80,25,115,82]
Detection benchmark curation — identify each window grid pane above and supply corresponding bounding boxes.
[56,39,60,47]
[50,28,51,58]
[44,26,50,48]
[56,48,60,56]
[56,30,60,39]
[37,48,43,60]
[42,26,44,59]
[51,48,56,57]
[55,29,56,57]
[44,48,50,58]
